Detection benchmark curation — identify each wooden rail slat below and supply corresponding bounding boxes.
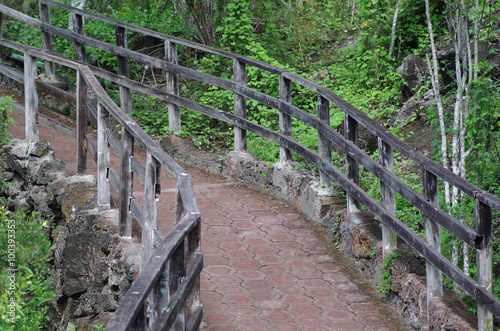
[233,59,247,152]
[317,95,332,188]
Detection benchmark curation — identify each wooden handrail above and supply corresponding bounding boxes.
[1,1,500,329]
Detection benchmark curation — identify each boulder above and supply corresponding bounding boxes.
[396,55,427,99]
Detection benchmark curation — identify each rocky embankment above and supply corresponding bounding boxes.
[0,139,135,330]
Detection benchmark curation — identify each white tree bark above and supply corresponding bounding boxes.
[389,0,403,57]
[425,0,450,205]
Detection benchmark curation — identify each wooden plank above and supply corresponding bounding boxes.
[107,213,200,330]
[424,170,443,299]
[97,103,111,210]
[76,72,87,173]
[0,63,24,82]
[141,152,160,270]
[24,53,38,141]
[37,113,76,140]
[279,74,292,163]
[108,166,121,193]
[86,134,97,162]
[233,59,247,152]
[38,2,54,76]
[345,114,359,212]
[86,100,97,126]
[119,128,134,238]
[131,156,146,183]
[476,199,493,330]
[38,0,283,74]
[186,305,203,331]
[74,13,86,62]
[317,95,332,188]
[165,40,180,132]
[106,127,123,156]
[130,198,144,228]
[378,138,397,256]
[35,80,76,106]
[152,252,204,330]
[178,174,200,215]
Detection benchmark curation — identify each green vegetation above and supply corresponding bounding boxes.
[0,204,55,330]
[0,97,14,147]
[3,0,500,318]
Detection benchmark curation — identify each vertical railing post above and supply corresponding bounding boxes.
[318,95,332,188]
[185,214,202,325]
[345,114,359,212]
[169,239,187,329]
[39,2,55,77]
[24,53,39,141]
[378,138,397,256]
[279,75,292,163]
[233,59,247,152]
[119,129,133,238]
[97,103,111,210]
[74,13,86,62]
[165,40,181,132]
[116,25,133,238]
[76,72,87,173]
[141,152,160,270]
[476,198,493,331]
[423,170,443,303]
[116,26,132,115]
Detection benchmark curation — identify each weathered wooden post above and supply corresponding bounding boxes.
[24,53,39,141]
[318,95,332,188]
[76,71,87,173]
[423,170,443,303]
[119,128,133,238]
[97,103,111,210]
[345,114,359,212]
[39,1,55,77]
[279,75,292,163]
[165,40,181,132]
[378,138,397,256]
[476,199,493,330]
[141,152,160,269]
[74,11,86,62]
[116,25,133,238]
[233,59,247,152]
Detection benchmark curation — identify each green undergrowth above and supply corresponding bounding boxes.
[0,203,55,330]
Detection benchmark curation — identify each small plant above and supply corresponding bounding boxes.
[90,324,106,330]
[0,96,15,147]
[377,251,403,295]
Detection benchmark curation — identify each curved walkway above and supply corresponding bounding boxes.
[7,104,410,330]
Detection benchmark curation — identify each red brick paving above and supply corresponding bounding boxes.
[7,104,411,330]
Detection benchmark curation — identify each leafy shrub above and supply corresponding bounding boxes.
[0,206,54,330]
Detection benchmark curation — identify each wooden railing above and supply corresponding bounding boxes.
[1,1,500,329]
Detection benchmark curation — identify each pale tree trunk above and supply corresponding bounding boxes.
[426,0,480,275]
[424,0,450,206]
[389,0,403,57]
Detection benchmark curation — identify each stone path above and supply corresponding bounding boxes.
[7,102,411,330]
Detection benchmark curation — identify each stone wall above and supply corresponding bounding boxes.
[0,139,134,330]
[338,211,477,330]
[160,134,479,330]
